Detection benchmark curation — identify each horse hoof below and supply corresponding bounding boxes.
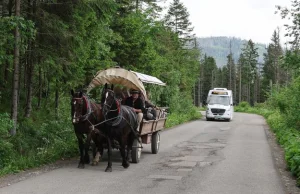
[105,167,112,172]
[78,164,85,169]
[122,162,130,169]
[92,161,98,166]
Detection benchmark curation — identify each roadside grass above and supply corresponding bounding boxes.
[165,106,202,128]
[235,101,300,185]
[196,106,206,111]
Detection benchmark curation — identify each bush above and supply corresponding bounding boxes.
[0,113,15,169]
[165,106,201,128]
[0,99,78,176]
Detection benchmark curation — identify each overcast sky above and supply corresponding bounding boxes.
[159,0,291,44]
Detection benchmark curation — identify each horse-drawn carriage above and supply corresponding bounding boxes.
[84,67,168,169]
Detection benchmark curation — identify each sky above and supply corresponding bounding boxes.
[158,0,291,44]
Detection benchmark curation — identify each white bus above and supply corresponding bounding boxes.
[205,88,233,121]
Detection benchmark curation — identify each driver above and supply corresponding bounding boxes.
[124,89,145,131]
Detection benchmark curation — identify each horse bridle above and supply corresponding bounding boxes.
[102,90,120,116]
[72,95,92,122]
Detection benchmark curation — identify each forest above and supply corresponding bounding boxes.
[1,0,300,185]
[0,0,200,174]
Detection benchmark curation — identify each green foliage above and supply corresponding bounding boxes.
[276,0,300,48]
[0,113,14,169]
[200,55,217,101]
[0,98,77,176]
[0,16,36,80]
[166,106,201,128]
[235,101,250,111]
[281,50,300,77]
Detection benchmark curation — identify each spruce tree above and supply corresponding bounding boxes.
[261,29,284,99]
[241,40,259,104]
[164,0,194,43]
[201,55,218,102]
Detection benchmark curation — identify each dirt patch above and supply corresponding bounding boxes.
[0,158,77,188]
[264,124,300,194]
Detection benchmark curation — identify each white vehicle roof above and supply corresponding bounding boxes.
[208,89,232,96]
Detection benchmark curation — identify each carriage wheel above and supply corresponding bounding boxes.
[131,137,142,163]
[151,131,160,154]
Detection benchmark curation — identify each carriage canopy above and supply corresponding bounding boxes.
[86,67,166,98]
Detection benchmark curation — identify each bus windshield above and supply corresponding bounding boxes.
[207,95,230,106]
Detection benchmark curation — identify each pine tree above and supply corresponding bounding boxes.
[11,0,21,135]
[237,54,246,103]
[261,29,284,99]
[240,40,259,104]
[164,0,194,43]
[201,55,218,102]
[226,49,236,102]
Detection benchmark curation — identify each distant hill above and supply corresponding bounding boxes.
[197,36,267,67]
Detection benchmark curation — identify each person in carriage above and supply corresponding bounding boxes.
[141,91,157,120]
[124,89,145,131]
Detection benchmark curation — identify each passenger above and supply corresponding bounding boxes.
[144,91,157,120]
[124,89,145,131]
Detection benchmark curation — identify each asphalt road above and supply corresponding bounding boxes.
[0,112,285,194]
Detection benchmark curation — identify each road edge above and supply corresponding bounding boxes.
[264,123,300,194]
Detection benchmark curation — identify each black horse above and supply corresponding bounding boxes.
[71,90,105,168]
[100,84,139,172]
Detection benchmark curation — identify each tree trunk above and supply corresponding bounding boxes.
[25,0,36,117]
[25,58,34,117]
[253,79,256,105]
[239,65,241,103]
[3,0,14,87]
[55,80,59,116]
[11,0,21,136]
[136,0,139,13]
[38,65,42,109]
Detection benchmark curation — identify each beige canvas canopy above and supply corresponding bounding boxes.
[86,67,147,98]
